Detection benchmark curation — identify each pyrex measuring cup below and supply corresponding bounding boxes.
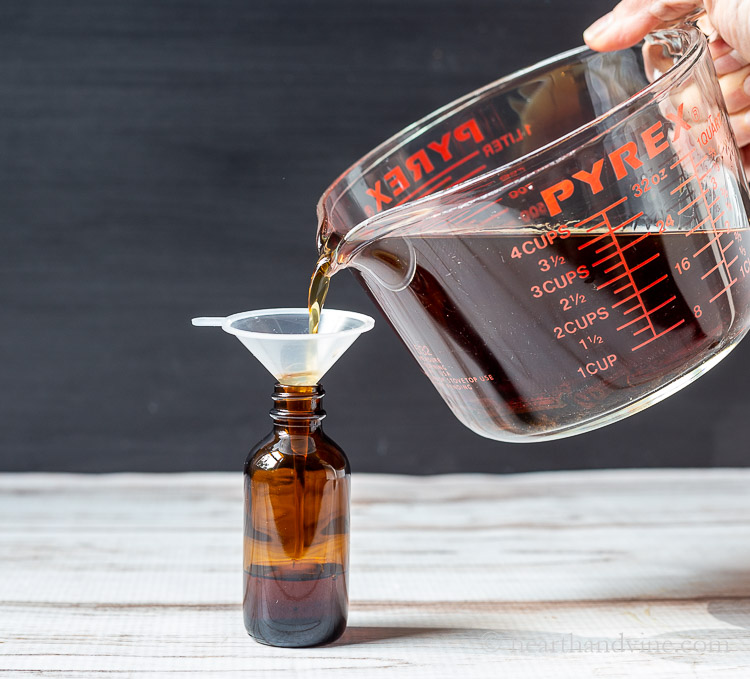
[315,25,750,443]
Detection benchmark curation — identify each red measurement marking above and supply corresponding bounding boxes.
[618,295,676,332]
[611,275,669,308]
[704,232,738,302]
[670,148,699,169]
[597,253,659,289]
[598,270,631,289]
[574,197,629,231]
[595,241,617,255]
[592,233,649,267]
[419,175,454,199]
[692,234,720,257]
[685,215,711,236]
[591,212,643,234]
[451,164,487,187]
[681,149,742,305]
[700,260,723,281]
[580,197,684,351]
[451,201,500,226]
[623,302,642,315]
[678,190,706,215]
[578,210,643,251]
[631,319,686,352]
[478,206,510,226]
[394,151,480,206]
[670,174,695,195]
[709,279,738,303]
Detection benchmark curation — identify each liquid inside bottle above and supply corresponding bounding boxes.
[243,383,349,647]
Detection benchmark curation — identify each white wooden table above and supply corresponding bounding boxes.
[2,470,750,678]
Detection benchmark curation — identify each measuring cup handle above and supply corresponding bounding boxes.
[681,7,706,27]
[646,9,706,48]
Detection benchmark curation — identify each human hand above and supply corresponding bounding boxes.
[584,0,750,171]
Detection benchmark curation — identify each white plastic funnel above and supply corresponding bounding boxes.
[192,308,374,386]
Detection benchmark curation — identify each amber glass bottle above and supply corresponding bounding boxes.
[243,383,350,647]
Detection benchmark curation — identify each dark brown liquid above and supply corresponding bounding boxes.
[308,256,330,334]
[312,228,750,439]
[243,562,347,648]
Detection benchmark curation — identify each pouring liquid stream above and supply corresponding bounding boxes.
[308,255,332,334]
[284,254,329,569]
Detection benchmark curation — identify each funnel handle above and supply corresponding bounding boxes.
[191,317,226,327]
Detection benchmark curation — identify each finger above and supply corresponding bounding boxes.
[584,0,702,52]
[704,0,750,64]
[713,48,749,75]
[729,108,750,148]
[718,65,750,114]
[710,39,734,60]
[706,14,748,76]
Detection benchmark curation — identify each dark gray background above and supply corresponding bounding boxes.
[2,0,747,473]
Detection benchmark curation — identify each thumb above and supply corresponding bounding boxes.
[584,0,703,51]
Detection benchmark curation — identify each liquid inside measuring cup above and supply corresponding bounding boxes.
[309,218,750,439]
[365,228,750,435]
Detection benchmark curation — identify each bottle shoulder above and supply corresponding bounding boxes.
[243,431,275,471]
[245,429,349,475]
[315,431,350,472]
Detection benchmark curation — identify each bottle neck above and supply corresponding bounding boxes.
[270,383,326,433]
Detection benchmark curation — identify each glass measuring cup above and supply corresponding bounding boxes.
[315,25,750,443]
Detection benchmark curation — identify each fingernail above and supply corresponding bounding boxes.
[584,13,614,44]
[744,74,750,97]
[745,110,750,127]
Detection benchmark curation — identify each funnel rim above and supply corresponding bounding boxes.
[221,307,375,340]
